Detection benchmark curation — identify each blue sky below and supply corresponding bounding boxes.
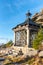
[0,0,43,44]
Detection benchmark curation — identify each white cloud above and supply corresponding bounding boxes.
[0,39,7,44]
[0,37,11,44]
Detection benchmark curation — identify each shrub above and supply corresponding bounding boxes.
[32,28,43,49]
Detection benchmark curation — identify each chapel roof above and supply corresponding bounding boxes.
[12,18,40,30]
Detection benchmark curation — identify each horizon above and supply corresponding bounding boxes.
[0,0,43,44]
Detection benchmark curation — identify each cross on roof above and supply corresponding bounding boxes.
[26,10,32,18]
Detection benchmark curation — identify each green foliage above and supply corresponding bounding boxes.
[2,40,13,48]
[32,28,43,49]
[6,40,13,47]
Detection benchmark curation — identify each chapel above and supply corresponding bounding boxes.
[12,9,43,48]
